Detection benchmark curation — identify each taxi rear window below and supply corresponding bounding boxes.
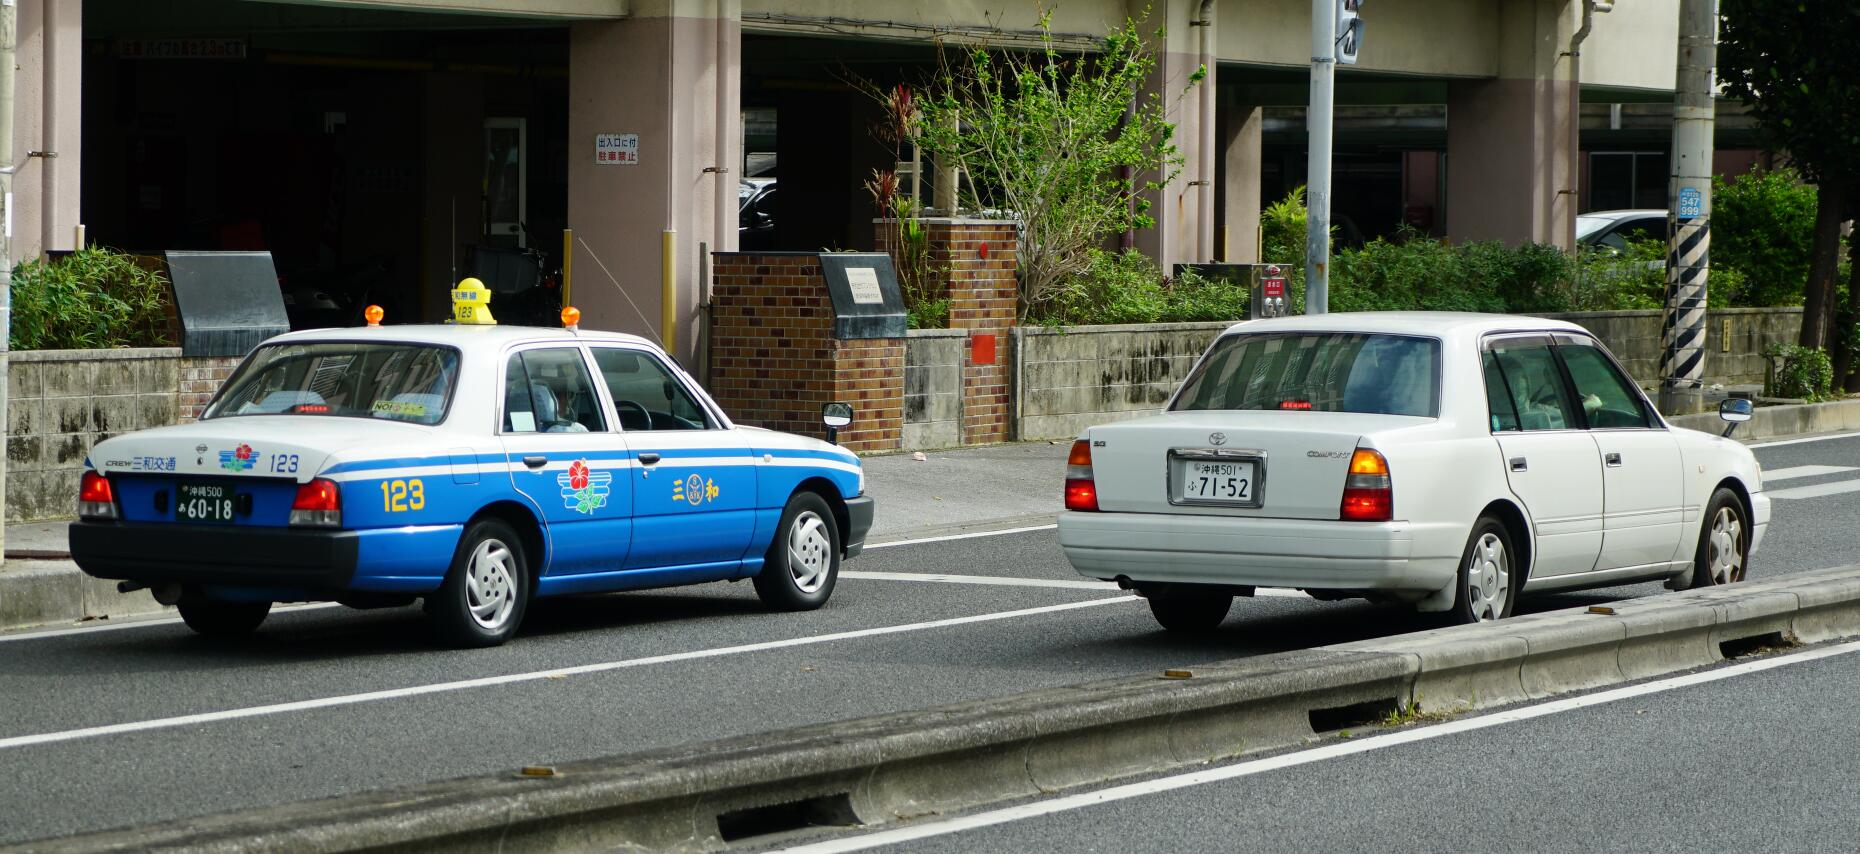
[205,343,460,426]
[1172,332,1440,417]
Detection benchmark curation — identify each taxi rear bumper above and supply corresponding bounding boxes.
[71,520,361,589]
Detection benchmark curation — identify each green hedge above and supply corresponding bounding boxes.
[10,247,175,351]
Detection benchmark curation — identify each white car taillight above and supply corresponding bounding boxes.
[78,471,117,520]
[289,478,343,527]
[1340,448,1392,522]
[1065,439,1099,512]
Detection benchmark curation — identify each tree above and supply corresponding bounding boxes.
[1719,1,1860,352]
[913,10,1193,314]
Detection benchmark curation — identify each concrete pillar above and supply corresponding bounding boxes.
[13,0,82,259]
[1445,0,1577,250]
[568,0,739,364]
[1129,0,1215,272]
[1221,102,1263,263]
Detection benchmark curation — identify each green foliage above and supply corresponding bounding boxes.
[1571,240,1665,312]
[1720,4,1860,189]
[1035,249,1247,326]
[11,247,174,351]
[1767,344,1835,401]
[1711,169,1817,307]
[1329,232,1576,314]
[915,10,1189,312]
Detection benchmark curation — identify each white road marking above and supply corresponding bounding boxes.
[0,596,1137,752]
[1767,479,1860,501]
[777,636,1860,853]
[1749,431,1860,449]
[840,570,1310,599]
[0,603,341,643]
[867,524,1058,550]
[1759,465,1858,482]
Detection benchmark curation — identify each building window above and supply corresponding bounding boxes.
[1588,152,1669,211]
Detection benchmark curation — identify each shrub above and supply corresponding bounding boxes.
[1713,168,1817,307]
[1767,344,1835,401]
[1035,249,1248,327]
[11,247,174,351]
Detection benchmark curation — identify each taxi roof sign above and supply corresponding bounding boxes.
[451,278,497,325]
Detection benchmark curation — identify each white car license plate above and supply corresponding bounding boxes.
[1180,459,1256,504]
[176,483,235,523]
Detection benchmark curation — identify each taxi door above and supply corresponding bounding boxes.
[1553,334,1683,571]
[500,346,633,575]
[1483,336,1605,577]
[587,346,757,572]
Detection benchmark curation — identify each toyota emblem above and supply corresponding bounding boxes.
[1209,432,1227,446]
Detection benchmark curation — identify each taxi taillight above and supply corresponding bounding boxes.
[1339,448,1392,522]
[289,478,342,527]
[78,471,117,520]
[1065,439,1099,512]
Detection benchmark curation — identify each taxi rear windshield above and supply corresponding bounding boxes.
[205,343,460,426]
[1171,332,1440,417]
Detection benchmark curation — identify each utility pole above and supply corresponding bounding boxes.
[1658,0,1716,415]
[0,0,17,560]
[1304,0,1337,314]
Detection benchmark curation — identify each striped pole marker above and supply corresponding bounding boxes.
[1658,217,1709,392]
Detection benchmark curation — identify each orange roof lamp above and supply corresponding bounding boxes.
[450,278,497,325]
[363,305,385,327]
[561,306,581,331]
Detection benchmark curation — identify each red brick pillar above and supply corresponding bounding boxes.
[923,219,1018,445]
[708,252,904,453]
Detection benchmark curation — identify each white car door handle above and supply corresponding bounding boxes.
[1509,457,1528,472]
[1604,452,1623,467]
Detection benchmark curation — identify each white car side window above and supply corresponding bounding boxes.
[1489,341,1576,431]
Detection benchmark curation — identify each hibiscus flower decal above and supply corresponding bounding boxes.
[568,459,590,490]
[235,444,254,461]
[557,459,609,515]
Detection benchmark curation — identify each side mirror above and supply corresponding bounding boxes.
[822,402,854,445]
[1719,397,1754,437]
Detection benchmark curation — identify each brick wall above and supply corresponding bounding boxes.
[179,356,244,421]
[931,220,1019,445]
[708,252,904,453]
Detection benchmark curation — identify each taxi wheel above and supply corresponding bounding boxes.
[1146,586,1232,633]
[176,593,271,637]
[1689,488,1748,588]
[1452,516,1517,624]
[428,519,530,648]
[754,492,840,611]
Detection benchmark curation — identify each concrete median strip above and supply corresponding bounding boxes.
[19,565,1860,853]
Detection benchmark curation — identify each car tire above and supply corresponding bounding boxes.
[1145,586,1232,633]
[754,491,840,612]
[1689,488,1748,588]
[427,519,530,648]
[176,593,271,637]
[1452,516,1517,624]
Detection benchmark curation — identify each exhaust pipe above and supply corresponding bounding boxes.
[116,581,145,594]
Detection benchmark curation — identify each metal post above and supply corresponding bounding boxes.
[1658,0,1716,415]
[1305,0,1335,315]
[0,0,17,559]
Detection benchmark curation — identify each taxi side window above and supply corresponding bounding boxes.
[1488,341,1577,431]
[1482,351,1521,432]
[1557,340,1653,429]
[503,349,606,434]
[591,348,713,431]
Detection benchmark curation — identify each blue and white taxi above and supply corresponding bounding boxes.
[70,309,872,647]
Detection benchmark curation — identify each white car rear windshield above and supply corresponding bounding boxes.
[1172,332,1440,417]
[206,342,460,426]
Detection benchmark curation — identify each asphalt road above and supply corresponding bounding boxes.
[2,433,1859,846]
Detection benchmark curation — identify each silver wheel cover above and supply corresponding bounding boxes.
[465,538,518,630]
[1707,505,1744,585]
[787,510,833,594]
[1465,532,1510,622]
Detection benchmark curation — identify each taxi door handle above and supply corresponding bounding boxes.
[638,453,661,466]
[1509,457,1528,472]
[1605,452,1623,467]
[522,455,548,469]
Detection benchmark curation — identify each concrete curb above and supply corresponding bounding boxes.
[1668,399,1860,442]
[23,566,1860,853]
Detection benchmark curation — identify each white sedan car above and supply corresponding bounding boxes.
[1058,312,1768,630]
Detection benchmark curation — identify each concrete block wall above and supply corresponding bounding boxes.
[903,330,964,451]
[1538,307,1800,387]
[7,348,183,522]
[1013,322,1230,441]
[708,252,905,453]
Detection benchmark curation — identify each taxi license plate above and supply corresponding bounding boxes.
[1171,453,1263,507]
[176,483,235,523]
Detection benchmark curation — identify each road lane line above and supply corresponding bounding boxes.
[841,570,1310,598]
[0,596,1138,752]
[867,524,1058,550]
[1760,465,1859,482]
[1749,431,1860,449]
[0,603,341,643]
[1768,479,1860,501]
[778,636,1860,853]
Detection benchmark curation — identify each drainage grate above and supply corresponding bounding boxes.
[1308,697,1401,733]
[716,792,859,843]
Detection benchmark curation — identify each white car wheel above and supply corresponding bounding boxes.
[1454,518,1516,624]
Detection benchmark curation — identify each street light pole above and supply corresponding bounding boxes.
[0,0,17,559]
[1305,0,1335,315]
[1658,0,1717,415]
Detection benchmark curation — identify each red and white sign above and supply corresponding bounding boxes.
[595,133,639,166]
